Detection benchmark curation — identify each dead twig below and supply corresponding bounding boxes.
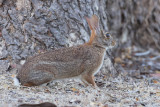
[134,50,151,56]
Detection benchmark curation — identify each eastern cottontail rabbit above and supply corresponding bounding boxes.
[16,15,116,87]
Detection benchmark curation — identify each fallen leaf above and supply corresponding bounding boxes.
[47,30,52,37]
[70,88,79,93]
[115,57,123,63]
[103,104,108,107]
[156,92,160,96]
[11,74,16,78]
[126,54,132,59]
[121,64,126,67]
[45,89,51,93]
[150,73,160,78]
[155,71,160,73]
[153,80,158,84]
[136,97,139,101]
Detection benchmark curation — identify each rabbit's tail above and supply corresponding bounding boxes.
[12,75,20,86]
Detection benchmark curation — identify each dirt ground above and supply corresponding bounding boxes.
[0,71,160,107]
[0,0,160,107]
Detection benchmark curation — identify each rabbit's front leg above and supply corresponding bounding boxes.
[81,73,96,87]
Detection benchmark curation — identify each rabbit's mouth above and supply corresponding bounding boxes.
[105,40,116,50]
[111,40,116,46]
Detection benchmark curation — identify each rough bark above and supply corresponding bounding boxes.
[0,0,118,76]
[0,0,159,76]
[0,0,108,61]
[106,0,160,51]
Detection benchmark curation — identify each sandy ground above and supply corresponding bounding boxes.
[0,71,160,107]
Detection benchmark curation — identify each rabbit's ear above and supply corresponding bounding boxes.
[85,15,99,30]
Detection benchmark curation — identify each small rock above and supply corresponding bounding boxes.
[96,81,105,87]
[18,102,57,107]
[69,99,81,104]
[74,100,81,104]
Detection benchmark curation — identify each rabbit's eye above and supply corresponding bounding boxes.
[105,33,111,38]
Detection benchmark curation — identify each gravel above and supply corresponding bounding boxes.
[0,71,159,107]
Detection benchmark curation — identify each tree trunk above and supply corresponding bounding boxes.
[1,0,159,76]
[0,0,108,61]
[106,0,160,52]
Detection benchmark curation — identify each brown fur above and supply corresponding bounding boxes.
[17,15,116,87]
[86,30,96,45]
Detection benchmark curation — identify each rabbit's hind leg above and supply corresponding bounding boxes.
[23,82,37,87]
[80,73,96,87]
[22,70,54,86]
